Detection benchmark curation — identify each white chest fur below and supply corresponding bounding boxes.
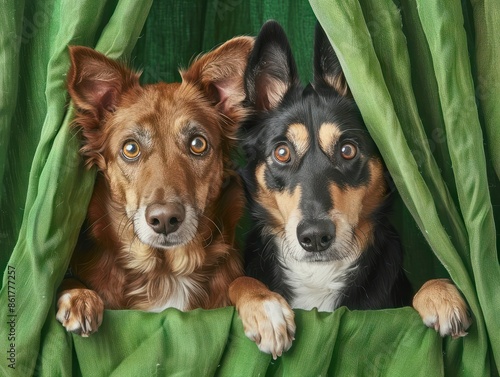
[148,276,204,313]
[282,259,355,312]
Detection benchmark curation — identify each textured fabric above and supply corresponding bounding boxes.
[311,0,500,375]
[0,0,498,376]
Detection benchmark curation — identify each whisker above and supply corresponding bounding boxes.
[257,233,280,271]
[338,127,370,135]
[81,211,109,233]
[200,222,214,246]
[117,212,133,237]
[201,214,224,245]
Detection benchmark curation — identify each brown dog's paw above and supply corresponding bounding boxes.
[238,292,296,359]
[412,278,471,338]
[56,289,104,337]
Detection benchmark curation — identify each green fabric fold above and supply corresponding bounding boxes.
[310,0,499,375]
[0,1,152,375]
[0,0,24,207]
[1,0,498,376]
[415,0,500,364]
[68,308,443,376]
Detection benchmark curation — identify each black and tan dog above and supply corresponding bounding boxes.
[239,20,471,338]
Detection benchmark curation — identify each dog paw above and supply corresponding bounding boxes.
[56,289,104,337]
[238,292,296,359]
[412,278,471,339]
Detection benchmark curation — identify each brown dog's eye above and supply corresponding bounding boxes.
[274,144,291,163]
[340,143,357,160]
[122,140,141,160]
[190,136,208,155]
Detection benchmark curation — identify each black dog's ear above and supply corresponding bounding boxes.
[313,23,350,97]
[245,20,299,111]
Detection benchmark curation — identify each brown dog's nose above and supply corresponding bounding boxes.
[146,202,185,235]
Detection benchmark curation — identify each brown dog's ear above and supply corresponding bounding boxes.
[67,46,140,168]
[181,36,254,120]
[244,21,299,112]
[313,23,350,97]
[67,46,140,121]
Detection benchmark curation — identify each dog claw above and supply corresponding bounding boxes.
[413,279,471,338]
[56,289,104,337]
[238,292,295,358]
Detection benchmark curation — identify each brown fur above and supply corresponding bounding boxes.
[57,39,254,335]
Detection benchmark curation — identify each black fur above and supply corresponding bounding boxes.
[240,21,412,310]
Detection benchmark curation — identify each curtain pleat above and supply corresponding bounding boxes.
[0,1,152,375]
[0,1,498,376]
[310,0,499,375]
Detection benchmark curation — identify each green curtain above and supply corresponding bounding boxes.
[0,0,498,376]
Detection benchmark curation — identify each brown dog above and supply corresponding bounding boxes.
[56,40,295,357]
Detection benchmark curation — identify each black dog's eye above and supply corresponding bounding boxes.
[122,140,141,160]
[274,143,291,163]
[190,136,208,155]
[340,143,357,160]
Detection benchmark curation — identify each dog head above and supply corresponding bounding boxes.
[242,21,387,264]
[67,38,253,251]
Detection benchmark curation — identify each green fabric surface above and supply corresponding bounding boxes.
[0,0,499,376]
[310,0,499,375]
[60,307,443,377]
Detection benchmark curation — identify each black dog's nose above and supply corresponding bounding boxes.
[146,202,185,235]
[297,219,336,252]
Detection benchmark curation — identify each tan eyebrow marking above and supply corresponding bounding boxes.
[318,123,342,155]
[286,123,310,159]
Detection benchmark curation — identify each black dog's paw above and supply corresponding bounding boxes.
[413,279,471,338]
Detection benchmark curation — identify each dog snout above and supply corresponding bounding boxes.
[146,202,185,235]
[296,219,336,252]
